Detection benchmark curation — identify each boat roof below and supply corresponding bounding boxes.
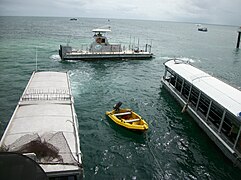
[164,59,241,119]
[92,28,111,33]
[0,71,82,173]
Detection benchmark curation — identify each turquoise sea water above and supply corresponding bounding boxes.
[0,16,241,179]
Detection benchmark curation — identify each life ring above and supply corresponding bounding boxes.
[96,38,102,44]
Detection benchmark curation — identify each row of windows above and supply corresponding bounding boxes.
[165,69,240,152]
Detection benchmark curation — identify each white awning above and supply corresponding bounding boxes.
[92,28,111,33]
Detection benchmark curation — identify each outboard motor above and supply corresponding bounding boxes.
[113,102,122,111]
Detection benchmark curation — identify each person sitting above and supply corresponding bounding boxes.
[228,123,239,142]
[113,102,122,112]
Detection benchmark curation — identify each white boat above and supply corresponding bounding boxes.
[0,71,83,179]
[198,27,208,32]
[197,24,208,32]
[59,28,153,60]
[161,59,241,169]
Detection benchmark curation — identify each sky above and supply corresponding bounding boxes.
[0,0,241,26]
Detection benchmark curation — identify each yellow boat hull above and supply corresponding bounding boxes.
[106,109,148,131]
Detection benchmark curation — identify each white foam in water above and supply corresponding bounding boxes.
[162,56,198,63]
[50,54,61,61]
[180,57,196,63]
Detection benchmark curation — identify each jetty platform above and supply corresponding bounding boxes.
[0,71,83,179]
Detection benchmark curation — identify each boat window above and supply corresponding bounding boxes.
[181,81,191,99]
[166,69,177,86]
[169,72,176,86]
[189,86,200,107]
[219,113,232,136]
[167,68,175,76]
[235,132,241,154]
[96,38,102,44]
[207,101,224,128]
[197,93,210,117]
[175,75,183,92]
[223,113,240,144]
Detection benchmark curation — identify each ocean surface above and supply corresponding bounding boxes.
[0,16,241,179]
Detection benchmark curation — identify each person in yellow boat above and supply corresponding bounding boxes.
[113,102,122,112]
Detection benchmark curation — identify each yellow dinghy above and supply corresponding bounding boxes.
[106,102,148,131]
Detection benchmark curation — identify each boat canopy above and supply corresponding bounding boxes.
[164,60,241,119]
[92,28,111,33]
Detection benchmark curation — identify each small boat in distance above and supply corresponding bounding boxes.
[59,27,153,61]
[197,24,208,32]
[70,18,77,21]
[106,102,148,131]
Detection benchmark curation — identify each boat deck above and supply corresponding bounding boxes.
[62,50,153,60]
[0,71,83,177]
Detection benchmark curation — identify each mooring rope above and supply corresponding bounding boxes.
[145,133,164,178]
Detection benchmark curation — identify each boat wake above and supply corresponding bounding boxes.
[162,56,198,63]
[50,54,61,61]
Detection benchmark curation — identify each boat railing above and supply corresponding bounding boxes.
[24,88,69,94]
[20,89,71,102]
[21,93,71,101]
[68,43,152,54]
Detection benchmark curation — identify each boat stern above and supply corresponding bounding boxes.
[59,45,72,60]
